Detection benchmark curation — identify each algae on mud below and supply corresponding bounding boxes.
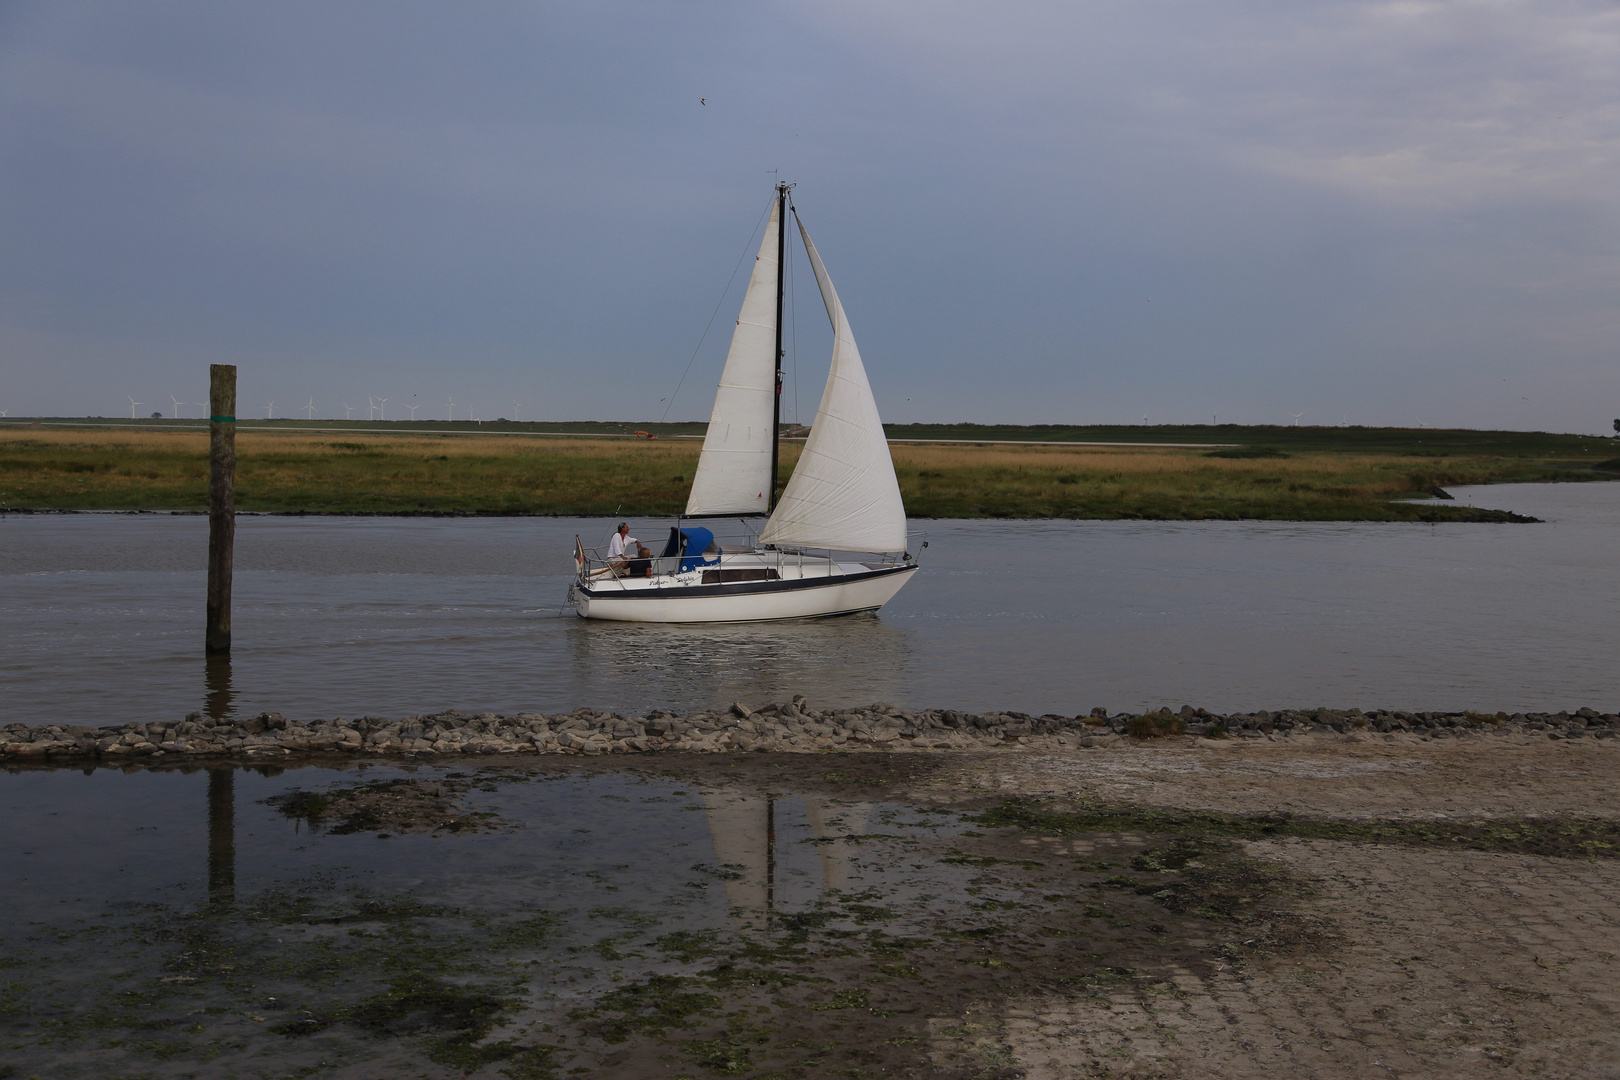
[265,776,515,836]
[3,421,1613,520]
[976,798,1620,859]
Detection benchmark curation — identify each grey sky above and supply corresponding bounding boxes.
[1,1,1615,430]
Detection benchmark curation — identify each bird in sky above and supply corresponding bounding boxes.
[699,97,706,105]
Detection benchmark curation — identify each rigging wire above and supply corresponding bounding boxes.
[657,198,774,425]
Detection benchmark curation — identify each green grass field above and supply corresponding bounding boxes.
[2,420,1615,521]
[21,416,1613,456]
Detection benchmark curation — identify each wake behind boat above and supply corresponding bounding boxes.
[569,183,920,623]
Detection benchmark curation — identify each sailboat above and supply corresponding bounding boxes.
[569,183,920,622]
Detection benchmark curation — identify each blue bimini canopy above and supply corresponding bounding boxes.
[661,526,721,573]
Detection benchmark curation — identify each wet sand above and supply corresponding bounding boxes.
[907,738,1620,1078]
[420,737,1620,1078]
[3,737,1617,1078]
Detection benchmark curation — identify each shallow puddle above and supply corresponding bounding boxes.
[2,758,1320,1078]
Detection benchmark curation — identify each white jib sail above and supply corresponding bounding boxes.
[685,201,781,516]
[759,215,908,553]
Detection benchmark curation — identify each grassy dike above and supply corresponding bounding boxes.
[1,420,1615,521]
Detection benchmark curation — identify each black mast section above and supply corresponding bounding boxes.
[768,181,788,511]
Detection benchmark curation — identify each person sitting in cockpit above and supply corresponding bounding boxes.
[626,541,653,578]
[607,524,653,577]
[607,523,636,559]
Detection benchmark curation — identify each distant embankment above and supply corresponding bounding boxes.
[1,419,1613,521]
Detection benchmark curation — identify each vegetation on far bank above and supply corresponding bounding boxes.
[12,415,1616,456]
[1,421,1614,521]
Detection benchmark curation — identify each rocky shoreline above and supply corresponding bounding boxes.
[3,700,1617,763]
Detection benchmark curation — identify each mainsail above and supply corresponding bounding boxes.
[759,215,908,553]
[684,201,781,516]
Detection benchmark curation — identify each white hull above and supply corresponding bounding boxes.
[574,559,917,623]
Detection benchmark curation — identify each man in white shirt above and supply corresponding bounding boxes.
[607,523,637,561]
[606,523,654,577]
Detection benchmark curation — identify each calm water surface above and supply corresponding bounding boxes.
[3,482,1617,721]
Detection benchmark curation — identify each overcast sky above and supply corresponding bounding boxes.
[1,1,1616,430]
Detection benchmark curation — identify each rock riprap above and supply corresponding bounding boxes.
[2,701,1616,762]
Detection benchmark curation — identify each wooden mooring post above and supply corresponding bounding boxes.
[206,364,236,655]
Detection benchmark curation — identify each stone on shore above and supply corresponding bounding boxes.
[2,704,1615,764]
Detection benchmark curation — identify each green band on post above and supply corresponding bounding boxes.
[210,415,235,423]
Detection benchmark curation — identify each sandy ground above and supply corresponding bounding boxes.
[907,736,1620,1079]
[920,733,1620,820]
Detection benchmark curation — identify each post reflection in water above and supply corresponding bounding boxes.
[567,614,915,712]
[203,655,236,909]
[701,790,871,936]
[204,653,236,722]
[207,769,235,909]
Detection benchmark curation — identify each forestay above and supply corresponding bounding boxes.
[759,215,908,553]
[685,201,781,516]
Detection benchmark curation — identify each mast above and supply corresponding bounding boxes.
[768,181,788,510]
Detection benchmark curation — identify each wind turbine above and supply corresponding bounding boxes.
[446,396,455,421]
[376,396,389,421]
[303,397,315,420]
[341,402,355,420]
[265,401,275,419]
[1288,412,1303,426]
[366,396,378,421]
[405,397,421,420]
[170,394,184,419]
[128,395,144,419]
[511,399,524,422]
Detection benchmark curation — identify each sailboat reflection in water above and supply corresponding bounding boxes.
[563,615,914,714]
[700,789,870,937]
[570,184,921,622]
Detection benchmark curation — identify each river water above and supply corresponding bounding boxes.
[2,482,1617,722]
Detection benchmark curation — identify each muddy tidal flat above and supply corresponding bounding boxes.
[4,721,1619,1078]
